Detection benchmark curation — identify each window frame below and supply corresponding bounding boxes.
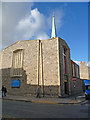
[11,49,23,77]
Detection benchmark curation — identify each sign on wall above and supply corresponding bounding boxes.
[72,78,76,88]
[11,79,20,88]
[72,78,76,81]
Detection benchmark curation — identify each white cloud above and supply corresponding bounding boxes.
[2,2,65,50]
[16,7,64,40]
[74,61,89,67]
[36,33,49,40]
[73,61,80,65]
[16,8,49,40]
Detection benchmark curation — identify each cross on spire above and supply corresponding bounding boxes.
[51,12,57,38]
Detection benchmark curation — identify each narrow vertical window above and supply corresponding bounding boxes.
[63,48,66,74]
[72,63,75,76]
[76,66,79,77]
[12,49,23,76]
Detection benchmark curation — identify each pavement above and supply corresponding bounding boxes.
[1,92,86,104]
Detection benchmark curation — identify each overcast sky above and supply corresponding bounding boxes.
[1,2,88,65]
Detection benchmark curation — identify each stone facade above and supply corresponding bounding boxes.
[80,62,90,80]
[71,60,83,94]
[0,37,83,97]
[79,62,90,91]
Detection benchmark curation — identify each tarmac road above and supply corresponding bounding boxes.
[2,99,89,119]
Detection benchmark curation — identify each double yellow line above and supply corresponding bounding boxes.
[81,100,88,104]
[2,114,16,118]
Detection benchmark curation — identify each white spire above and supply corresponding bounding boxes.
[51,13,57,38]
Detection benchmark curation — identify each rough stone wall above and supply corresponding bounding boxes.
[71,61,83,95]
[43,86,59,97]
[1,40,37,84]
[58,37,72,96]
[80,62,89,80]
[41,39,58,86]
[38,38,59,96]
[71,78,83,95]
[0,39,59,96]
[22,40,37,85]
[1,40,38,95]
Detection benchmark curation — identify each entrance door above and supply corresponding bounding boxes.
[64,82,68,94]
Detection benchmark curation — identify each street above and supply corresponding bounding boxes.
[2,99,89,118]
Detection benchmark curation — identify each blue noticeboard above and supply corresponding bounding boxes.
[11,80,20,87]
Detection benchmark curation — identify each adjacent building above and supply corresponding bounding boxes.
[79,61,90,91]
[71,60,82,95]
[80,62,90,80]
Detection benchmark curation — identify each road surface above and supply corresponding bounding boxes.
[2,99,90,118]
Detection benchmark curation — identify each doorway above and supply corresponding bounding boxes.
[64,82,68,94]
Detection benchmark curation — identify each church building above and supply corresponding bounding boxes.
[0,14,82,97]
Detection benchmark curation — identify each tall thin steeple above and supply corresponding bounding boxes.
[51,13,57,38]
